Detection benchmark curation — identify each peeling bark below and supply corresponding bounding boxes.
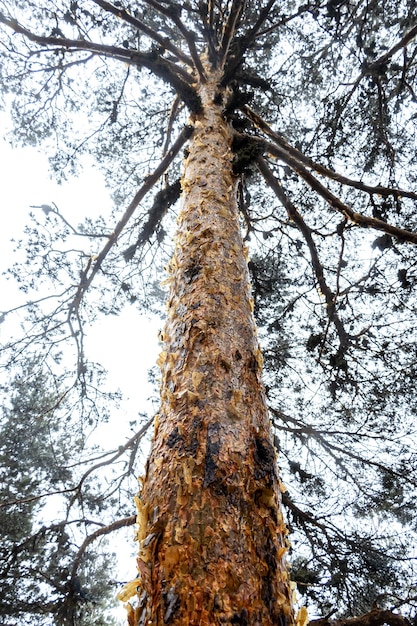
[124,69,294,625]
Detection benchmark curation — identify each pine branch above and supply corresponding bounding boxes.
[0,419,153,510]
[162,95,182,156]
[68,125,193,319]
[70,515,136,582]
[320,23,417,147]
[257,157,350,351]
[280,490,335,538]
[221,0,276,84]
[0,487,79,509]
[272,406,417,490]
[142,0,207,80]
[310,608,411,626]
[197,0,219,64]
[364,23,417,75]
[243,106,417,201]
[251,135,417,244]
[0,12,202,111]
[30,203,112,238]
[91,0,195,67]
[255,4,312,38]
[123,179,182,261]
[218,0,246,67]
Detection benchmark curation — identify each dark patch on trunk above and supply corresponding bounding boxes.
[187,415,202,457]
[166,426,183,449]
[248,352,258,372]
[203,422,220,487]
[264,531,278,573]
[184,261,202,283]
[213,91,224,105]
[258,528,283,621]
[163,586,180,623]
[253,436,277,483]
[219,358,231,372]
[277,611,290,626]
[261,575,275,614]
[166,415,202,456]
[231,608,249,624]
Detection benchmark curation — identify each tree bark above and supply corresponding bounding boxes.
[123,69,294,626]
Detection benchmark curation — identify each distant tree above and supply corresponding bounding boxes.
[0,359,130,625]
[0,1,417,625]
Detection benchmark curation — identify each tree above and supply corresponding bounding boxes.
[0,359,121,625]
[0,1,416,624]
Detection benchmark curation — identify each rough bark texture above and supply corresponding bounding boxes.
[123,70,294,625]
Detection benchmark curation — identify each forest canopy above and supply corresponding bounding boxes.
[0,1,416,624]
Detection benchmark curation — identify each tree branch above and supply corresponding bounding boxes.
[255,4,312,38]
[68,124,193,318]
[91,0,194,67]
[142,0,207,81]
[242,105,417,201]
[197,0,219,64]
[218,0,246,67]
[365,23,417,75]
[70,515,136,582]
[30,202,112,238]
[162,95,182,156]
[0,11,202,111]
[252,136,417,244]
[221,0,276,84]
[122,178,181,261]
[257,157,350,350]
[68,420,154,504]
[0,486,79,509]
[310,608,411,626]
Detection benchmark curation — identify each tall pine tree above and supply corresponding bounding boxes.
[0,1,416,624]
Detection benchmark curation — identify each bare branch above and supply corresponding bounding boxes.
[257,157,350,350]
[68,124,193,319]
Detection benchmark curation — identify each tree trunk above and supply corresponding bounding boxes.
[125,69,294,626]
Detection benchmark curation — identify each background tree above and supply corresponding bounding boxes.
[0,358,127,625]
[0,0,417,624]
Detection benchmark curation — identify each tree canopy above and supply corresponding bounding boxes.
[0,0,416,624]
